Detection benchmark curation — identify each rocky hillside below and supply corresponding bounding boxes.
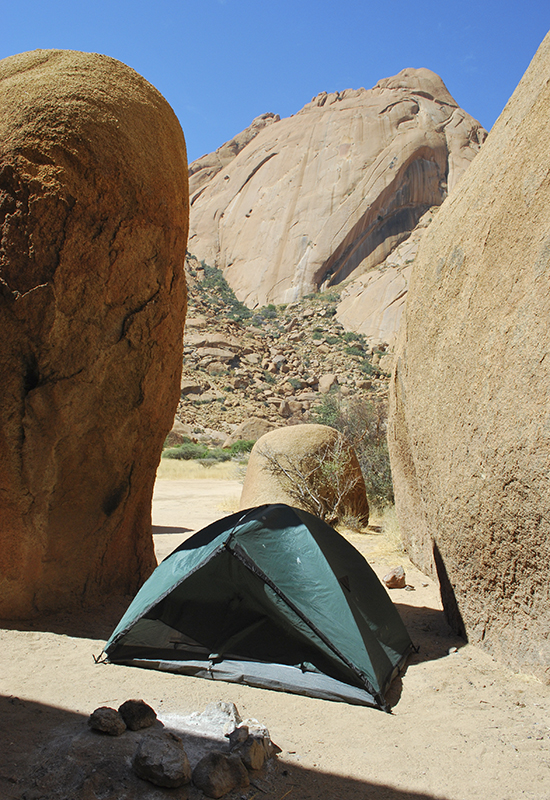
[187,67,485,345]
[174,255,393,442]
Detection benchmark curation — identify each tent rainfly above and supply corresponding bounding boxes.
[102,504,413,710]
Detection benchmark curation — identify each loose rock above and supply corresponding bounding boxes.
[383,566,407,589]
[234,737,266,771]
[88,707,126,736]
[192,752,249,798]
[222,417,277,448]
[132,731,191,788]
[118,699,157,731]
[319,374,338,394]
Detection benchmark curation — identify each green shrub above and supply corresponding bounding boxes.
[203,448,231,462]
[359,361,382,377]
[227,439,255,455]
[163,434,192,450]
[310,394,339,428]
[196,263,252,322]
[310,394,394,508]
[251,304,281,327]
[344,345,364,357]
[163,441,209,460]
[321,290,341,303]
[342,331,364,344]
[162,441,234,462]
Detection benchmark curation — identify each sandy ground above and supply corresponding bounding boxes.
[1,477,549,800]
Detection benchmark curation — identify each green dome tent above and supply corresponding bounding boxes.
[103,504,413,710]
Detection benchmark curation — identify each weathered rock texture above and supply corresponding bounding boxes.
[336,208,435,347]
[388,33,550,679]
[240,424,369,525]
[189,112,280,199]
[0,50,188,617]
[188,68,485,312]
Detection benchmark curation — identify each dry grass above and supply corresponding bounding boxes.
[216,495,241,516]
[339,504,410,567]
[156,458,246,481]
[366,504,410,564]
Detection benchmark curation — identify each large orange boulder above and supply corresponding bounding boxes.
[240,424,369,526]
[388,33,550,679]
[0,50,188,617]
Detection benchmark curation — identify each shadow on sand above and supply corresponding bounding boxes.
[0,695,451,800]
[394,603,466,664]
[0,595,132,641]
[152,524,193,535]
[384,604,465,710]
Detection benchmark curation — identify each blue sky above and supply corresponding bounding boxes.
[1,1,549,163]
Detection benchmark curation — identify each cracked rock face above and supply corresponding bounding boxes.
[0,50,188,617]
[188,67,485,309]
[388,33,550,680]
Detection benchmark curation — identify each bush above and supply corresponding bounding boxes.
[200,448,231,463]
[227,439,255,456]
[321,290,341,303]
[197,263,252,322]
[163,441,209,460]
[342,330,364,344]
[359,361,379,377]
[162,442,228,462]
[257,432,367,526]
[310,394,339,428]
[310,394,394,508]
[344,344,364,357]
[251,303,281,327]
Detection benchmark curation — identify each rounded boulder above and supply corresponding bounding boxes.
[240,424,369,526]
[0,50,188,617]
[388,33,550,679]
